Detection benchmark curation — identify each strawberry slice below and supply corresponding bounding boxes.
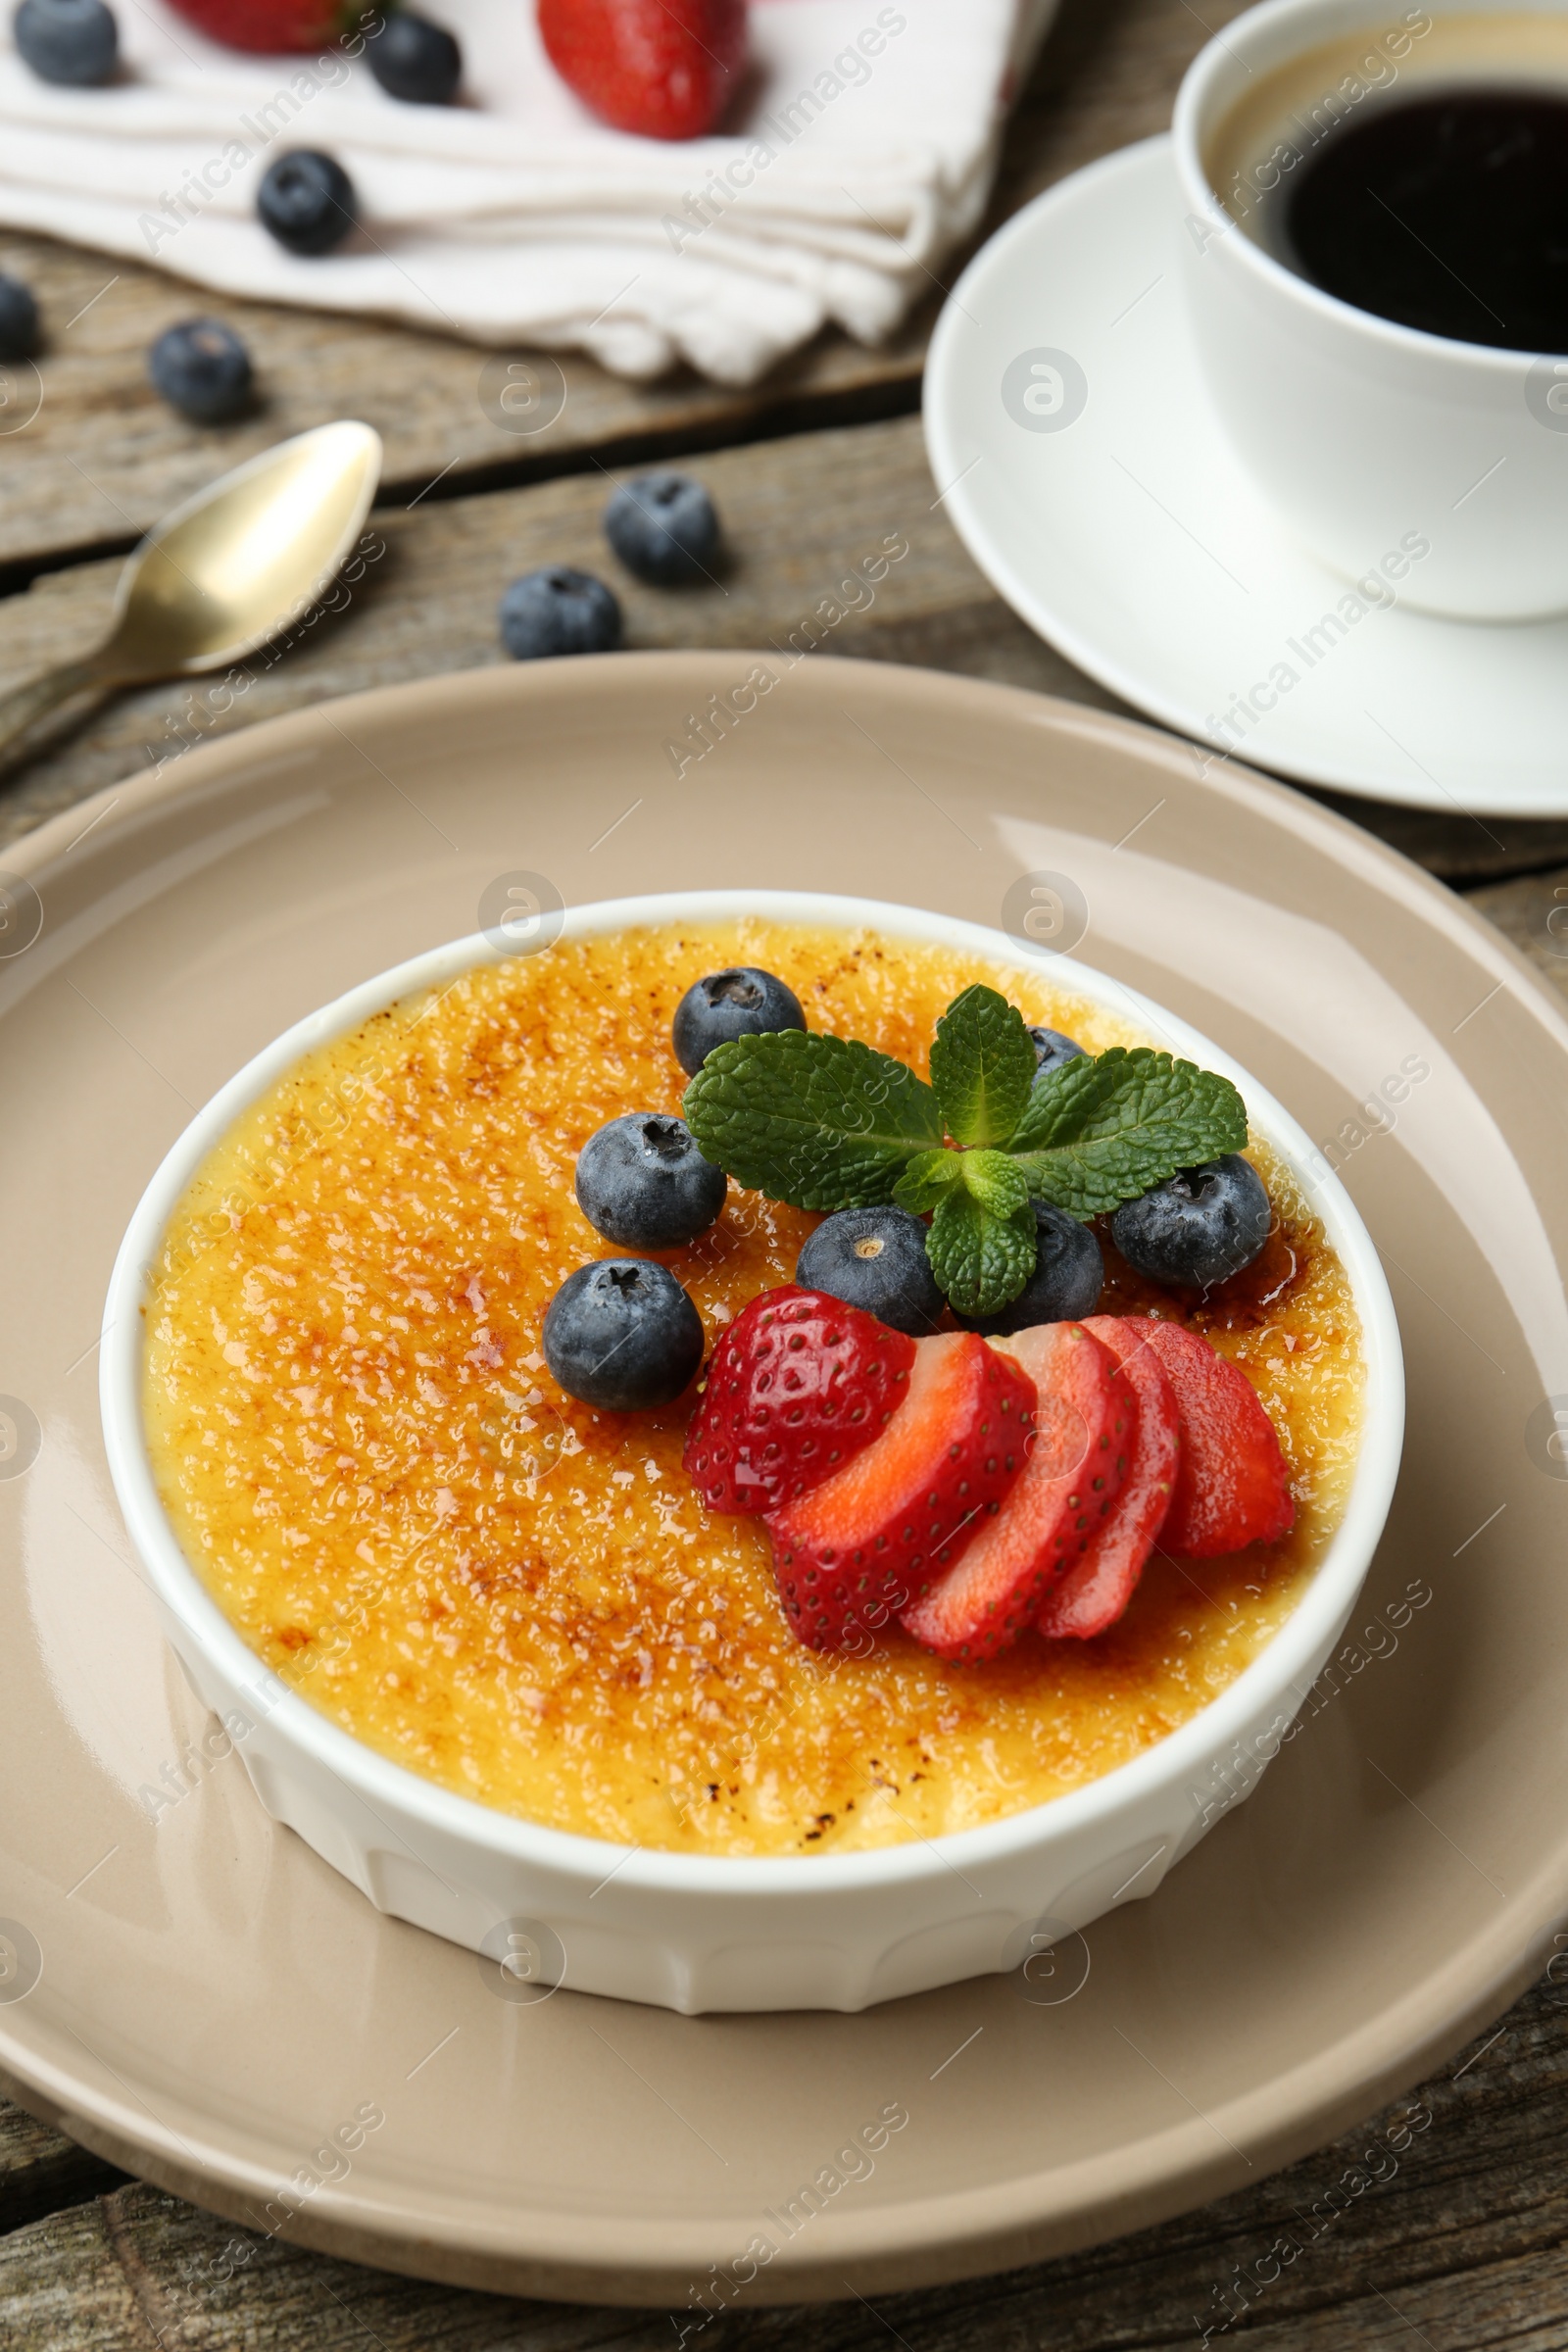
[1138,1318,1295,1556]
[766,1333,1035,1652]
[1036,1316,1181,1641]
[684,1287,914,1515]
[900,1322,1132,1661]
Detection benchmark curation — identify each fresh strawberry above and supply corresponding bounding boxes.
[1138,1318,1295,1556]
[684,1286,914,1515]
[166,0,355,53]
[1037,1316,1180,1641]
[902,1322,1132,1661]
[767,1332,1035,1652]
[538,0,747,141]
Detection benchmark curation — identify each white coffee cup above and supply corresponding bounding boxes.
[1173,0,1568,621]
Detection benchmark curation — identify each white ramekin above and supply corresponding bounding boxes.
[100,891,1403,2014]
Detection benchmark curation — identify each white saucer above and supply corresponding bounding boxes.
[925,136,1568,817]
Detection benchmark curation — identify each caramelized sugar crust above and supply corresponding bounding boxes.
[143,923,1364,1856]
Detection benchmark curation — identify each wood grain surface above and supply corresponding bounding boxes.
[4,0,1568,2343]
[0,2105,125,2242]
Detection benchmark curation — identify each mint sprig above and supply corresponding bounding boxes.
[682,984,1249,1315]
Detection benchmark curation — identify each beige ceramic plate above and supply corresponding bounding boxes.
[2,654,1567,2307]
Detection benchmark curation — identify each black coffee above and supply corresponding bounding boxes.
[1285,88,1568,352]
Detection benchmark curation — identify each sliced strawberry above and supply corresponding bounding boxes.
[538,0,747,141]
[901,1322,1132,1661]
[1138,1318,1295,1556]
[766,1333,1035,1652]
[1036,1316,1180,1640]
[684,1287,914,1515]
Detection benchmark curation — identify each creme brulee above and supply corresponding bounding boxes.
[142,922,1364,1857]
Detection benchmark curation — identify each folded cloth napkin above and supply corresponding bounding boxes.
[0,0,1055,381]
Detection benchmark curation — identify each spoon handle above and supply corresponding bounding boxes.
[0,660,100,764]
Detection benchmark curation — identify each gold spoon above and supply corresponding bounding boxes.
[0,419,383,763]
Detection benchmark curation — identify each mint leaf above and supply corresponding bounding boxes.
[926,1190,1037,1317]
[1008,1048,1248,1218]
[683,1030,943,1211]
[957,1149,1032,1220]
[892,1149,964,1215]
[929,984,1037,1149]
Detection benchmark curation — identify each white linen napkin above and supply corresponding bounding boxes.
[0,0,1056,381]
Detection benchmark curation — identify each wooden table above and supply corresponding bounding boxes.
[4,3,1567,2342]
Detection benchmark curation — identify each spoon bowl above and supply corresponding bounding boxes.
[0,419,383,760]
[99,419,383,679]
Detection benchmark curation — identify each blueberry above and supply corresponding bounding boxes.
[1111,1155,1271,1291]
[672,967,806,1076]
[544,1258,704,1411]
[604,470,719,586]
[14,0,117,84]
[147,318,253,424]
[366,10,461,103]
[500,565,621,660]
[0,273,39,363]
[574,1112,726,1250]
[957,1201,1102,1336]
[796,1206,944,1338]
[257,151,357,258]
[1029,1025,1087,1083]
